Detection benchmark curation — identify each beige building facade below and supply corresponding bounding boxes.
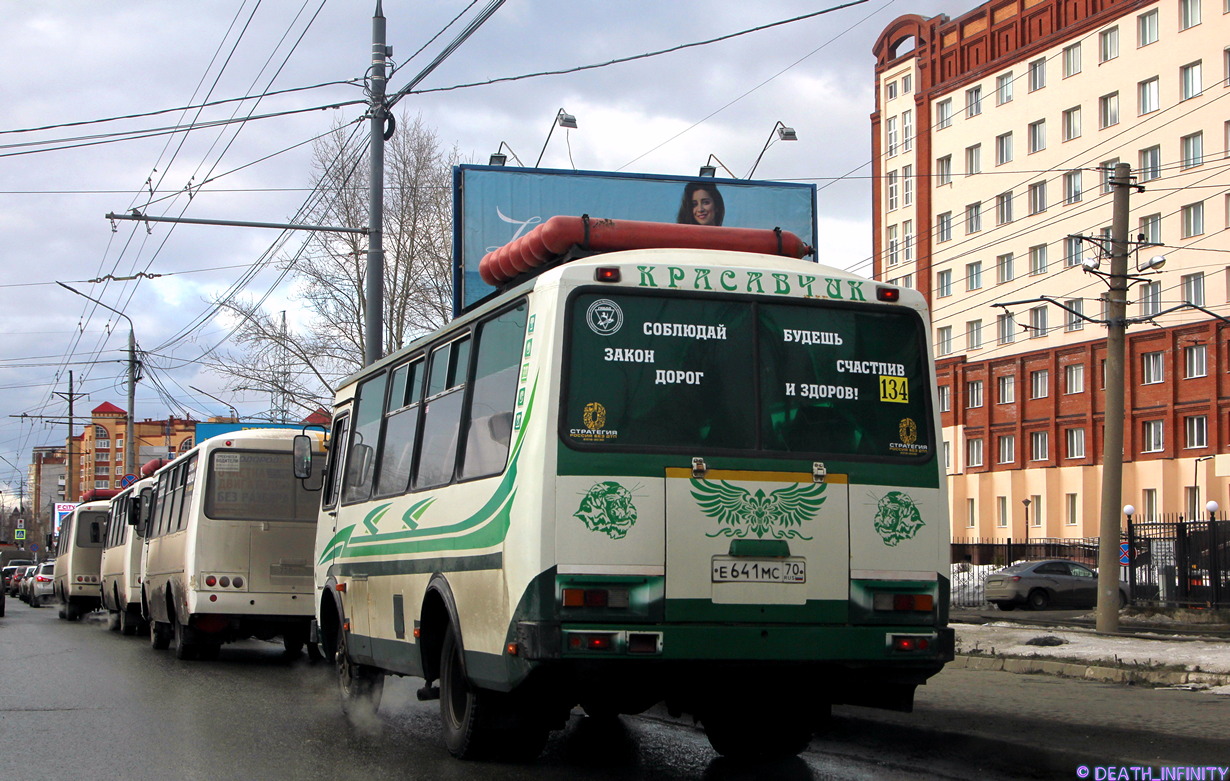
[872,0,1230,539]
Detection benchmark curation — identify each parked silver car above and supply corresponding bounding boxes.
[984,559,1129,610]
[29,561,55,607]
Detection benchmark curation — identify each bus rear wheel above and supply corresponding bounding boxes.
[119,607,138,636]
[336,630,383,718]
[150,618,172,650]
[438,625,547,761]
[172,616,199,660]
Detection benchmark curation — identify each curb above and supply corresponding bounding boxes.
[952,653,1230,687]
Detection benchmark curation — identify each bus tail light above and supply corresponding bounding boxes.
[594,267,621,283]
[873,593,934,612]
[205,575,217,587]
[876,286,901,302]
[891,634,932,653]
[567,632,615,652]
[561,587,630,609]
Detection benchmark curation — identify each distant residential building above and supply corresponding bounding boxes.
[872,0,1228,538]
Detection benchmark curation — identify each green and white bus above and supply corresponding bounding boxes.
[304,223,952,760]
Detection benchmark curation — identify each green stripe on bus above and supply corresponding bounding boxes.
[335,551,503,578]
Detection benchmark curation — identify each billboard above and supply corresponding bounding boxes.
[194,422,310,442]
[54,502,77,537]
[453,165,818,313]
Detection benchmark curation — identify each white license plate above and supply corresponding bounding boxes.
[711,557,806,584]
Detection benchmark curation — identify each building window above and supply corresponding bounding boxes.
[996,252,1014,283]
[967,260,982,290]
[998,435,1016,464]
[1142,489,1158,520]
[1029,244,1048,275]
[1064,171,1082,205]
[1101,159,1120,193]
[967,320,983,350]
[1062,107,1081,141]
[1181,132,1204,168]
[1099,93,1119,128]
[885,80,898,101]
[1182,271,1205,306]
[1139,213,1162,244]
[1139,145,1161,182]
[937,326,953,356]
[996,193,1013,226]
[1063,43,1082,77]
[1185,415,1208,448]
[939,385,951,412]
[886,224,900,266]
[1028,119,1046,153]
[966,85,983,117]
[995,132,1013,165]
[1184,343,1207,378]
[965,144,981,175]
[1138,9,1159,46]
[1065,299,1085,331]
[937,155,952,186]
[967,438,984,467]
[1179,0,1201,30]
[967,498,976,528]
[886,116,899,156]
[1030,431,1049,461]
[1138,77,1159,115]
[1099,27,1119,62]
[902,110,913,152]
[1182,202,1205,238]
[1064,236,1083,267]
[902,73,912,93]
[937,212,952,242]
[1066,428,1086,459]
[997,313,1016,345]
[936,269,953,297]
[1065,493,1079,525]
[886,170,899,210]
[937,98,953,129]
[1142,420,1164,453]
[996,71,1014,104]
[1064,364,1085,394]
[968,379,984,408]
[1181,61,1203,100]
[1028,58,1046,91]
[1030,369,1049,398]
[903,220,914,263]
[903,165,913,206]
[1029,306,1048,338]
[944,441,952,471]
[1030,495,1043,528]
[1140,280,1162,317]
[1142,351,1165,384]
[1028,183,1047,215]
[997,375,1015,404]
[966,202,982,234]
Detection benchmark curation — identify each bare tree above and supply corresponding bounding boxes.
[207,112,461,415]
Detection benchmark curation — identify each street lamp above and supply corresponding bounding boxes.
[1206,500,1219,522]
[1022,498,1031,549]
[57,282,138,484]
[1194,455,1214,516]
[698,153,738,179]
[488,141,525,167]
[746,121,798,179]
[534,108,578,168]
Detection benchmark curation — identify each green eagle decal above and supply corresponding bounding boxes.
[691,479,827,540]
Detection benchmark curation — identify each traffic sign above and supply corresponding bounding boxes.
[14,529,25,541]
[29,543,38,552]
[120,473,137,488]
[16,517,23,528]
[1119,542,1131,565]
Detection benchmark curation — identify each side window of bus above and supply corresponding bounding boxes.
[343,373,388,504]
[164,463,185,534]
[375,358,424,497]
[155,471,173,537]
[460,303,526,480]
[414,335,471,490]
[59,516,73,554]
[178,455,197,532]
[322,414,350,509]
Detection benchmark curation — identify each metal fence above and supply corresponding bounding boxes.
[949,518,1230,610]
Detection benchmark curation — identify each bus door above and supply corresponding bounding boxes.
[663,467,849,623]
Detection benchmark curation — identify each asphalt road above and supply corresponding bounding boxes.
[2,600,1226,780]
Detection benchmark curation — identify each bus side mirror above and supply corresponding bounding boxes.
[293,435,314,480]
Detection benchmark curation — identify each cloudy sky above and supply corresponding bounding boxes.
[0,0,966,492]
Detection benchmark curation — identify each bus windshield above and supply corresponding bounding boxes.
[204,450,324,522]
[564,290,933,460]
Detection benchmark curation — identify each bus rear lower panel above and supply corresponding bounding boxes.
[513,620,953,715]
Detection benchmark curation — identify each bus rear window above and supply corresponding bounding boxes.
[205,450,324,522]
[564,291,932,460]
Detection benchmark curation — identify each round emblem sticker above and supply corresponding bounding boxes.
[586,299,623,336]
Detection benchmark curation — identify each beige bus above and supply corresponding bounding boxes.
[53,493,115,621]
[141,429,324,660]
[100,463,164,635]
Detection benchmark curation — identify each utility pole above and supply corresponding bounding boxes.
[53,371,87,503]
[365,0,388,367]
[1094,161,1133,634]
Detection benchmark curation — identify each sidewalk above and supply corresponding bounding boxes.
[952,611,1230,692]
